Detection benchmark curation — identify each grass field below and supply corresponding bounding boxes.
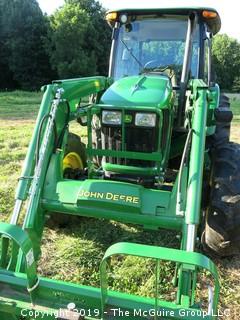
[0,90,240,318]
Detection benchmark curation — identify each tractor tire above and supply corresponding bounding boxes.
[208,94,233,147]
[204,142,240,257]
[65,132,87,167]
[48,132,86,228]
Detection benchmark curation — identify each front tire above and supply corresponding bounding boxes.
[65,132,87,167]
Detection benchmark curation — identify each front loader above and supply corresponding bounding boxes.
[0,6,240,320]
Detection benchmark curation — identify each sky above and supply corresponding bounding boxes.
[37,0,240,40]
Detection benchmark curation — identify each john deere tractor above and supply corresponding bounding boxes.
[0,6,239,320]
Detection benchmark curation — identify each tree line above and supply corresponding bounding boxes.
[0,0,111,90]
[0,0,239,92]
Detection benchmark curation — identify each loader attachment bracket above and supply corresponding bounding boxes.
[0,223,38,302]
[100,242,220,319]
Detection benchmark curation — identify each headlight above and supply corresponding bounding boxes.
[102,111,122,125]
[135,113,156,127]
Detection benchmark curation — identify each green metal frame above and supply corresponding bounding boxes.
[0,75,220,319]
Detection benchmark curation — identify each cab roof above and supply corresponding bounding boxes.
[107,7,221,34]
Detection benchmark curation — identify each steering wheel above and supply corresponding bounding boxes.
[143,59,160,69]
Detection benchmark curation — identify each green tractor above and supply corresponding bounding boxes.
[0,6,239,320]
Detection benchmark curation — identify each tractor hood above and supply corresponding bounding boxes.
[100,75,172,108]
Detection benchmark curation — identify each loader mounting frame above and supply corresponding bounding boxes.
[0,76,220,319]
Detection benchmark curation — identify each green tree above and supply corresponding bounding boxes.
[212,34,240,91]
[232,76,240,93]
[0,0,54,90]
[0,1,17,89]
[67,0,111,75]
[48,0,111,79]
[0,7,16,89]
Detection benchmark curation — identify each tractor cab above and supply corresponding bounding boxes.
[86,8,221,187]
[106,8,220,81]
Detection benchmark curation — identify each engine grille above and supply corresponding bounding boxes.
[100,111,159,167]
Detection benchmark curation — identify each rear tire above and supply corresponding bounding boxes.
[208,94,233,147]
[204,142,240,256]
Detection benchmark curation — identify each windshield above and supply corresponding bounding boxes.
[112,16,199,83]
